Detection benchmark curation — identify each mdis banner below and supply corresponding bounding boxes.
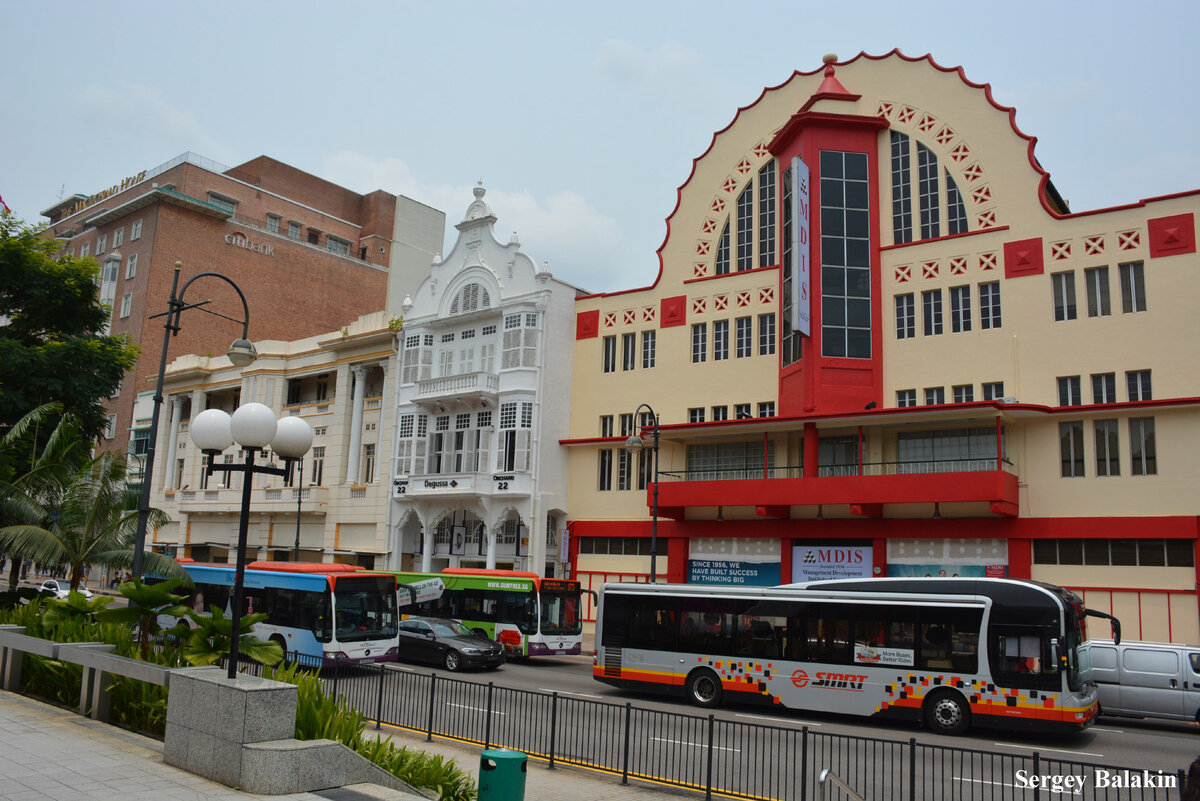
[792,545,873,581]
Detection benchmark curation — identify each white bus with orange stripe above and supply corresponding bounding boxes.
[593,578,1120,735]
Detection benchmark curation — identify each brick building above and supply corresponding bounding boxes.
[40,152,445,487]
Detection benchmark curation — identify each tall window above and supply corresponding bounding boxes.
[362,444,376,484]
[130,219,143,240]
[922,289,943,336]
[780,162,802,366]
[715,223,730,275]
[622,333,636,371]
[758,162,776,267]
[288,221,301,239]
[125,253,137,279]
[599,416,614,491]
[979,282,1001,329]
[1127,370,1152,401]
[1094,420,1120,477]
[1119,261,1146,313]
[1059,421,1085,477]
[924,387,945,405]
[617,414,633,490]
[916,143,940,240]
[602,336,616,373]
[890,131,913,245]
[736,183,754,271]
[311,446,325,486]
[641,330,656,369]
[1084,266,1110,317]
[735,317,752,358]
[820,150,871,358]
[1130,417,1156,475]
[119,293,132,318]
[501,313,538,368]
[1057,376,1082,406]
[758,313,776,355]
[950,286,971,333]
[1092,373,1117,404]
[1052,272,1077,321]
[953,384,974,403]
[895,294,915,339]
[946,173,967,235]
[713,320,729,361]
[112,227,124,248]
[896,389,916,408]
[982,382,1004,401]
[401,334,433,384]
[691,323,707,363]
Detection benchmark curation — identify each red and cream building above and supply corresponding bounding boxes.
[564,51,1200,643]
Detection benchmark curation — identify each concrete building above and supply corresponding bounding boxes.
[40,152,444,494]
[389,185,584,576]
[563,51,1200,643]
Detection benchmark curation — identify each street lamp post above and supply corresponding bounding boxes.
[191,404,313,679]
[293,459,304,561]
[624,403,660,583]
[132,263,257,579]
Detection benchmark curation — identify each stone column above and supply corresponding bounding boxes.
[345,365,368,484]
[163,398,183,490]
[420,526,434,572]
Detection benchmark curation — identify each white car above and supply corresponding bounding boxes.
[39,579,94,600]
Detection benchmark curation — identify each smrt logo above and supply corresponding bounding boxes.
[791,669,809,688]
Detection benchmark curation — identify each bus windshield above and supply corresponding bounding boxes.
[1066,612,1091,691]
[540,590,582,636]
[333,576,398,642]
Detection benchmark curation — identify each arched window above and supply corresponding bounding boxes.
[449,283,492,315]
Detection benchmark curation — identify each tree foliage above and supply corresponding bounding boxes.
[0,212,138,439]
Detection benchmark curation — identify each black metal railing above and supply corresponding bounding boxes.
[275,656,1184,801]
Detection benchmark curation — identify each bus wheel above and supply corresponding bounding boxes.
[270,635,290,666]
[686,669,723,708]
[924,690,970,735]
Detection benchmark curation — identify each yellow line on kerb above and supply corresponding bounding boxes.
[369,719,787,801]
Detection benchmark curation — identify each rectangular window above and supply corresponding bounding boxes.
[641,330,656,368]
[735,317,752,358]
[737,182,754,271]
[1119,261,1146,313]
[896,389,916,408]
[820,150,872,359]
[362,444,376,484]
[1091,373,1117,404]
[711,406,728,421]
[1059,421,1085,477]
[602,336,616,373]
[1130,417,1157,476]
[598,449,613,491]
[207,193,237,213]
[125,253,137,279]
[1057,376,1082,406]
[131,219,142,240]
[119,293,132,318]
[1127,370,1152,401]
[916,143,940,240]
[759,161,776,267]
[327,236,351,256]
[688,407,705,423]
[713,320,729,361]
[735,403,752,420]
[267,214,281,233]
[979,282,1001,329]
[890,131,912,245]
[758,313,776,355]
[982,382,1004,401]
[288,221,302,239]
[953,384,974,403]
[923,387,945,405]
[112,227,123,248]
[758,402,776,417]
[96,234,107,254]
[1084,266,1110,317]
[950,286,971,333]
[922,289,943,336]
[600,415,614,438]
[946,173,968,235]
[81,243,90,258]
[104,414,116,439]
[895,293,915,339]
[622,333,636,371]
[1094,419,1120,477]
[692,323,707,363]
[1052,271,1077,321]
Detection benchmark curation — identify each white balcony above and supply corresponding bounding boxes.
[412,371,499,407]
[392,470,530,500]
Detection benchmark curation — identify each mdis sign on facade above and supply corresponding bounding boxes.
[792,545,873,581]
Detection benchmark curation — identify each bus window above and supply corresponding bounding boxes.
[852,606,917,668]
[993,626,1057,691]
[918,607,980,673]
[736,613,786,659]
[296,592,330,642]
[680,597,744,656]
[796,603,852,665]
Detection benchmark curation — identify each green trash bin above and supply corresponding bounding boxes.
[479,748,527,801]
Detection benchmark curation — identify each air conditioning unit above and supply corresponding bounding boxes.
[1001,396,1017,404]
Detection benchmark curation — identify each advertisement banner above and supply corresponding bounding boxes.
[885,564,1007,578]
[854,645,915,667]
[792,545,873,582]
[688,560,781,586]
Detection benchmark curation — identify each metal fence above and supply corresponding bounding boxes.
[279,657,1186,801]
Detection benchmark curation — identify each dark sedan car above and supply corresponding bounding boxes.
[396,616,505,671]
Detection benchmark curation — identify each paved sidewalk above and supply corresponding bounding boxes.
[0,690,693,801]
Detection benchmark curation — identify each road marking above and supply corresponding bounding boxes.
[447,702,506,715]
[954,777,1016,789]
[552,690,605,699]
[652,737,740,753]
[735,713,821,727]
[992,742,1103,758]
[1092,726,1124,733]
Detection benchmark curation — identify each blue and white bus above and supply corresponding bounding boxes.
[177,560,399,664]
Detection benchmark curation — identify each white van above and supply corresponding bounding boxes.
[1085,640,1200,723]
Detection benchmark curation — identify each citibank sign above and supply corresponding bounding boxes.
[224,232,274,256]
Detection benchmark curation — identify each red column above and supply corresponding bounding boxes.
[1008,538,1031,579]
[781,538,794,583]
[804,422,819,478]
[667,537,688,584]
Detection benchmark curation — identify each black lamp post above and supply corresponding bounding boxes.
[132,263,257,579]
[624,403,660,583]
[293,459,304,561]
[192,404,313,679]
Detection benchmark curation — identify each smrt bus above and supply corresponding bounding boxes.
[388,568,585,658]
[594,577,1121,735]
[177,560,400,664]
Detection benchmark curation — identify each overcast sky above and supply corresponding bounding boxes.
[3,1,1198,295]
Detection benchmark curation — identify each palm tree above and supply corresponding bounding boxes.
[0,450,188,590]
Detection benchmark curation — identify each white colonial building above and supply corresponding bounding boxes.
[389,185,583,577]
